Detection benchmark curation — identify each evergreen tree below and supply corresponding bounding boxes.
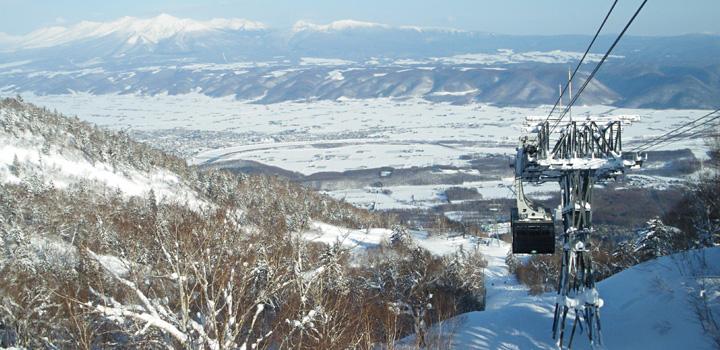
[390,224,413,247]
[633,218,682,261]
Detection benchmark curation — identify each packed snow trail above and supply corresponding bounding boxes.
[427,247,720,349]
[475,238,530,311]
[303,222,720,349]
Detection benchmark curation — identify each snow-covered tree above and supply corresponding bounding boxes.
[318,240,348,292]
[441,245,487,312]
[633,218,682,261]
[665,130,720,248]
[390,224,413,247]
[506,250,520,274]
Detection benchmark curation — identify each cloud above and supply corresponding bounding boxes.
[55,17,67,25]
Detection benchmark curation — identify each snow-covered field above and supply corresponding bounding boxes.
[21,93,711,210]
[332,180,558,211]
[22,93,709,157]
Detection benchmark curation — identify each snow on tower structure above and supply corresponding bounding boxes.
[512,116,645,348]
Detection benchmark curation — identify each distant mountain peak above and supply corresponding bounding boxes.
[207,18,267,31]
[123,14,224,44]
[291,19,466,34]
[1,14,268,50]
[291,20,380,32]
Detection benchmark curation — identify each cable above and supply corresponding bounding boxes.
[630,108,720,151]
[658,122,720,149]
[632,109,720,152]
[550,0,649,134]
[641,122,720,151]
[543,0,618,126]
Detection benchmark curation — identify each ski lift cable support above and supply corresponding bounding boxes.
[511,1,649,348]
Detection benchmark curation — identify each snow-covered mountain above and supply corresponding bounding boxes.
[1,14,719,108]
[0,14,267,51]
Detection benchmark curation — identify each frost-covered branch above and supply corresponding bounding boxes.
[88,302,188,343]
[84,248,189,345]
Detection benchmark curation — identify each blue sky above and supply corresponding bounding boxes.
[1,0,718,36]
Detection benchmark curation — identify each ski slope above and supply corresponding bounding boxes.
[307,222,720,349]
[428,247,720,350]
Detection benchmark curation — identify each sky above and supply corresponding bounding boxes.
[0,0,718,37]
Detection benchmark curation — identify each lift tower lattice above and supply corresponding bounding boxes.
[513,116,645,348]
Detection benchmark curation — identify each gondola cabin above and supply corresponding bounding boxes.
[511,208,555,254]
[511,135,557,254]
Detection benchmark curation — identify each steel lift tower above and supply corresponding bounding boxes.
[513,116,645,348]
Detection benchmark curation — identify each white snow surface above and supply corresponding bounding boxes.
[20,93,711,212]
[1,14,266,50]
[304,222,392,250]
[433,249,720,349]
[0,121,201,207]
[304,220,720,349]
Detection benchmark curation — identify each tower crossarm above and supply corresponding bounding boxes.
[516,119,645,183]
[552,120,622,159]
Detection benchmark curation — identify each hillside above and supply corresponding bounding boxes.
[0,97,489,349]
[1,94,720,349]
[400,246,720,350]
[0,97,378,230]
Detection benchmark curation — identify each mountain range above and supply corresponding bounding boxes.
[1,14,719,109]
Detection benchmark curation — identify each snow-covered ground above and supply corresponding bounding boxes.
[19,93,711,211]
[331,179,557,211]
[0,138,193,201]
[304,220,720,349]
[437,247,720,350]
[304,221,529,312]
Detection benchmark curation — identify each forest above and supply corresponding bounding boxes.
[0,97,485,349]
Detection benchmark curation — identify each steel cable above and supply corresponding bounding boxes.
[543,0,618,126]
[550,0,649,134]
